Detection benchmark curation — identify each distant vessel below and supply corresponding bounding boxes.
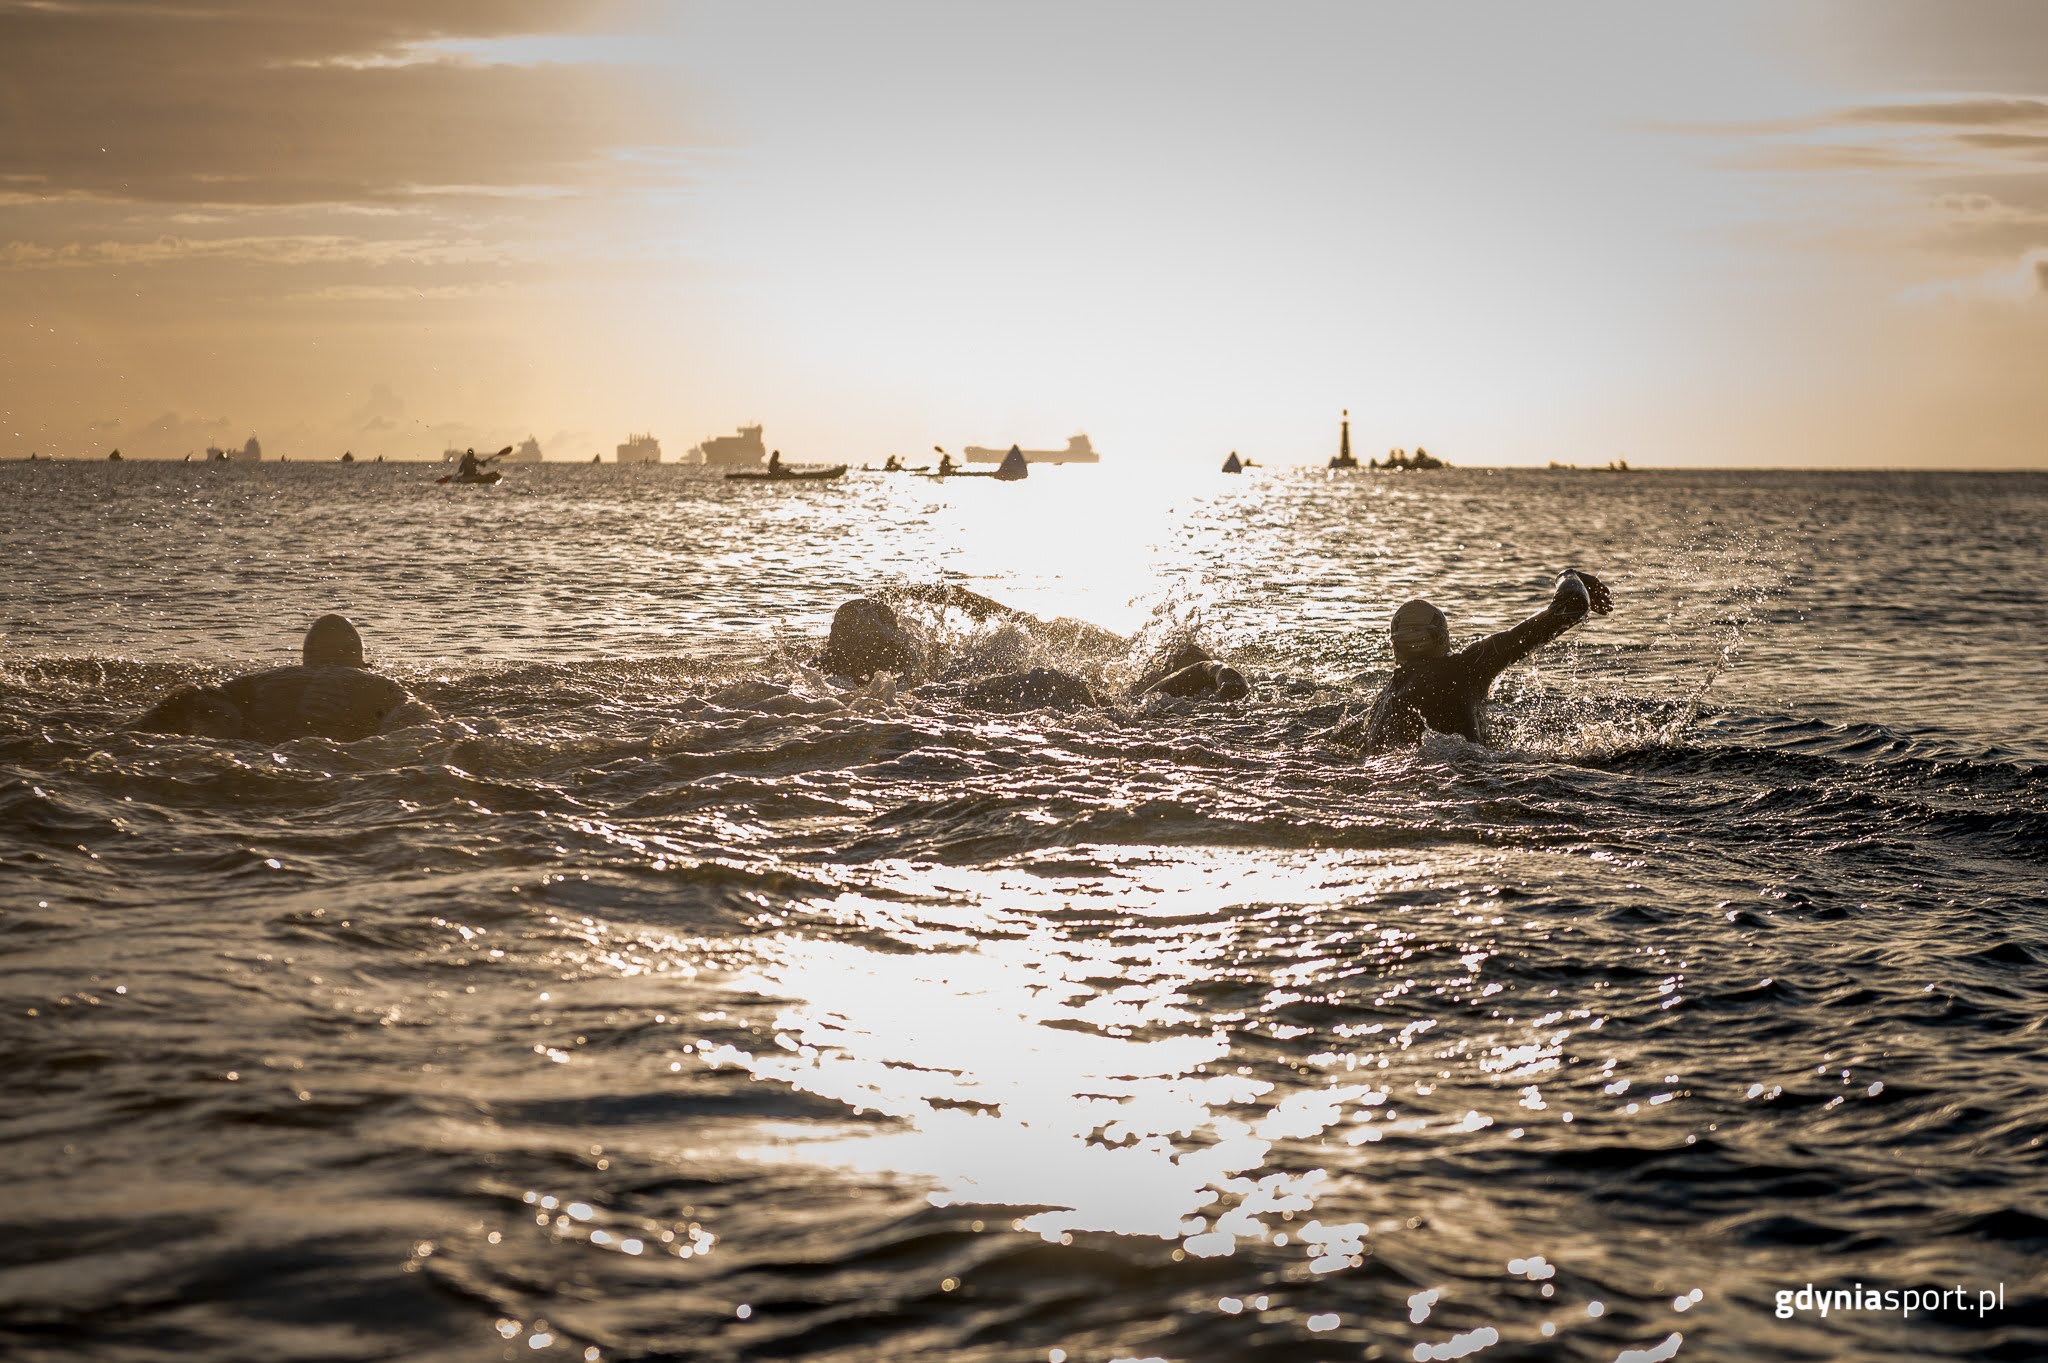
[616,433,662,465]
[1328,412,1359,470]
[964,433,1098,465]
[207,436,262,462]
[1221,451,1242,473]
[689,424,766,467]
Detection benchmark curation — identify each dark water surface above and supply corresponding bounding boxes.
[3,464,2044,1362]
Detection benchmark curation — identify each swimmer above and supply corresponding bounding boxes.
[816,587,1246,709]
[1139,657,1249,703]
[1362,569,1612,753]
[130,614,439,742]
[1129,637,1250,703]
[818,597,922,680]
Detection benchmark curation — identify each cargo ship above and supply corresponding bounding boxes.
[964,433,1098,465]
[688,424,767,467]
[616,433,662,465]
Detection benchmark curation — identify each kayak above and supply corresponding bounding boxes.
[436,471,501,485]
[726,465,848,481]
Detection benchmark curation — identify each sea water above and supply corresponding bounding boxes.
[2,463,2043,1362]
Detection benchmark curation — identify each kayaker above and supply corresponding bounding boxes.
[1362,569,1612,753]
[767,450,784,476]
[129,615,439,742]
[938,452,956,477]
[456,448,484,478]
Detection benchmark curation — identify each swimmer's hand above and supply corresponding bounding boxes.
[1555,569,1612,616]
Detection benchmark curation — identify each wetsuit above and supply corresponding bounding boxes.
[134,665,430,742]
[1141,659,1248,702]
[1363,592,1593,753]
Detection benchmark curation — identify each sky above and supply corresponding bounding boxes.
[3,0,2047,467]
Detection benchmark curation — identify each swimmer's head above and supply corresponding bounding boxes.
[819,597,918,679]
[1390,599,1450,662]
[302,613,366,668]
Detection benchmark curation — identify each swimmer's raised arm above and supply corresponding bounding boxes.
[1458,569,1612,681]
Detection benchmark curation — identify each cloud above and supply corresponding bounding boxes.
[1920,189,2048,256]
[1697,92,2048,267]
[1842,98,2048,128]
[286,282,504,302]
[1900,247,2048,303]
[90,410,241,458]
[0,1,690,205]
[1954,132,2048,154]
[1724,142,1933,174]
[343,383,407,432]
[0,233,523,270]
[1700,97,2048,174]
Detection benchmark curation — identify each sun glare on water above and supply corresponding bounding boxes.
[685,848,1574,1258]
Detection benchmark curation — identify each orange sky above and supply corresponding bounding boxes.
[3,0,2047,467]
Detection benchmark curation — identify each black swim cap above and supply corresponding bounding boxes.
[303,614,366,667]
[1390,599,1450,662]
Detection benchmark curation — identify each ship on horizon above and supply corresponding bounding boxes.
[206,436,262,462]
[616,433,662,465]
[689,424,766,467]
[964,433,1098,465]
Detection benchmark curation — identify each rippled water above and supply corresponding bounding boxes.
[3,463,2044,1362]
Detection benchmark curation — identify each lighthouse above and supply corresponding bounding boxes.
[1329,409,1360,469]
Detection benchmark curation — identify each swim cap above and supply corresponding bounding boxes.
[1390,599,1450,662]
[820,598,918,679]
[302,613,366,668]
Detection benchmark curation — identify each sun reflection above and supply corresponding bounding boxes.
[857,466,1233,636]
[720,932,1249,1239]
[599,837,1662,1345]
[696,848,1433,1245]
